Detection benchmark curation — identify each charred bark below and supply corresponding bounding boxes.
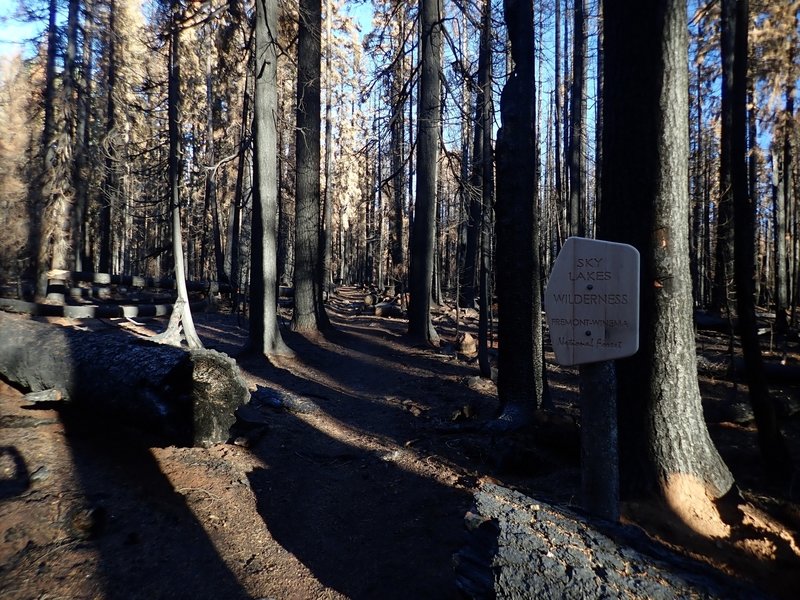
[726,0,790,469]
[492,0,543,426]
[0,313,248,447]
[599,0,734,499]
[408,0,443,345]
[292,0,329,334]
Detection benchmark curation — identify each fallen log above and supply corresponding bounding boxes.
[375,301,404,319]
[454,483,758,599]
[0,312,248,447]
[694,311,771,336]
[62,271,229,294]
[733,357,800,386]
[0,297,207,319]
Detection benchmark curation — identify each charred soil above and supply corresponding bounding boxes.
[1,287,799,599]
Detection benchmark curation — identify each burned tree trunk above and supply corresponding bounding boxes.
[0,313,248,447]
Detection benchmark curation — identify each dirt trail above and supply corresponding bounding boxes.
[0,288,496,599]
[1,286,799,599]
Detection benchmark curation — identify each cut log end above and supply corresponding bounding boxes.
[188,349,250,448]
[23,389,63,403]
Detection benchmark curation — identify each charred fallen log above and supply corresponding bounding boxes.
[454,483,757,599]
[694,311,772,336]
[0,312,248,447]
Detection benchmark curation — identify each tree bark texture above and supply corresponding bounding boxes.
[322,0,335,291]
[598,0,734,499]
[712,0,737,315]
[493,0,543,423]
[0,313,249,447]
[292,0,329,333]
[455,483,757,598]
[251,0,291,356]
[477,0,494,379]
[727,0,789,467]
[98,0,117,276]
[205,50,227,286]
[390,12,407,280]
[408,0,442,345]
[772,148,789,332]
[72,0,93,272]
[35,0,70,300]
[568,0,587,238]
[226,70,251,296]
[167,3,202,349]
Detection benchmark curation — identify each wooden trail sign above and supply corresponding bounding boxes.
[544,237,640,366]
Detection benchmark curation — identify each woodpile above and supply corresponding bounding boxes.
[0,270,219,319]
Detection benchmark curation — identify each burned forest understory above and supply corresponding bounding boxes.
[1,286,800,599]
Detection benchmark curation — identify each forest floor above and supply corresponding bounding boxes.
[1,285,800,599]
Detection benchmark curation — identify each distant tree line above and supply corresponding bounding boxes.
[0,0,797,516]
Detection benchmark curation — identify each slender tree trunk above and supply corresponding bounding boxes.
[205,49,227,284]
[713,0,737,316]
[433,173,444,306]
[594,3,603,230]
[322,0,334,291]
[748,84,762,305]
[554,0,565,249]
[42,0,59,148]
[727,0,790,469]
[99,0,117,276]
[226,78,251,304]
[773,147,788,329]
[164,1,202,349]
[390,7,407,288]
[377,136,385,289]
[493,0,543,427]
[561,0,570,240]
[568,0,587,237]
[73,0,93,272]
[775,79,795,331]
[364,126,375,284]
[64,0,81,274]
[408,0,442,345]
[34,0,61,299]
[477,0,493,379]
[462,8,486,311]
[292,0,329,333]
[250,0,291,356]
[691,59,704,306]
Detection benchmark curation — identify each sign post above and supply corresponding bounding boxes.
[544,237,640,521]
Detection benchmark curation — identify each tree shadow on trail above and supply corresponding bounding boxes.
[54,405,250,600]
[246,410,469,599]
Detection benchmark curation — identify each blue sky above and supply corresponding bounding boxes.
[0,0,44,58]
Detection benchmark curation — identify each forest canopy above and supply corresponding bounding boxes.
[0,0,796,329]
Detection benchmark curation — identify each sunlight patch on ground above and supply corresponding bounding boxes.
[663,473,731,539]
[293,411,464,489]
